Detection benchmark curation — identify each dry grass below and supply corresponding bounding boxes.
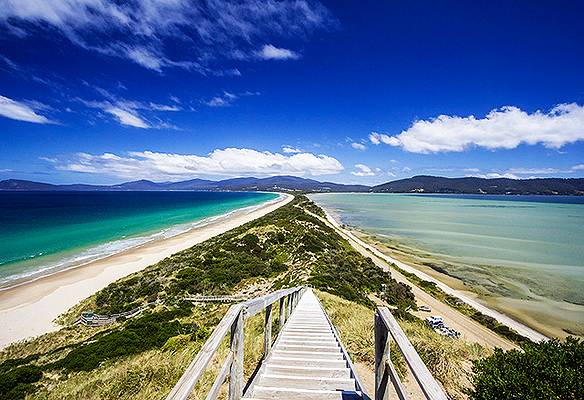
[315,290,490,400]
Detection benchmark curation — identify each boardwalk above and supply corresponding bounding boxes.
[243,290,366,399]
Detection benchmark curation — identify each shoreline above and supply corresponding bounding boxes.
[319,207,549,343]
[0,193,282,292]
[0,193,293,349]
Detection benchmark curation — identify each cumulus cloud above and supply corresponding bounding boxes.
[370,103,584,153]
[47,148,344,179]
[0,95,53,124]
[257,44,300,60]
[0,0,332,71]
[282,145,303,154]
[351,142,366,151]
[351,163,376,177]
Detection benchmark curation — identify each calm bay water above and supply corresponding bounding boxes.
[310,193,584,305]
[0,191,278,287]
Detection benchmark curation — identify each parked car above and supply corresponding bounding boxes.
[419,305,431,312]
[425,315,444,328]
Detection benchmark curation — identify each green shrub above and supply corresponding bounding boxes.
[54,309,193,372]
[0,365,42,400]
[470,337,584,399]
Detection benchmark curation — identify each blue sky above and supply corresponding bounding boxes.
[0,0,583,185]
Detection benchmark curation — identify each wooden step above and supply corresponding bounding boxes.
[264,365,351,379]
[258,374,356,390]
[267,357,347,369]
[278,344,341,353]
[272,350,344,360]
[247,386,363,400]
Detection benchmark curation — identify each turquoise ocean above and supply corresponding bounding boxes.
[0,191,278,288]
[310,193,584,309]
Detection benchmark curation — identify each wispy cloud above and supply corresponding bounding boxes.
[257,44,300,60]
[0,95,54,124]
[351,142,366,151]
[78,85,182,128]
[103,107,149,129]
[46,148,344,179]
[369,103,584,153]
[0,0,333,72]
[204,91,238,107]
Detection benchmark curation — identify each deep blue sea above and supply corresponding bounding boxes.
[0,191,278,287]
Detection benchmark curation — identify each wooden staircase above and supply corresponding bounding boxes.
[243,290,366,399]
[166,285,447,400]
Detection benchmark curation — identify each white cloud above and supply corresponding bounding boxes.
[369,131,400,146]
[469,172,521,179]
[81,95,180,128]
[572,164,584,171]
[351,142,366,151]
[0,1,330,71]
[0,95,53,124]
[257,44,300,60]
[351,163,376,177]
[282,145,303,154]
[104,107,149,128]
[371,103,584,153]
[205,91,238,107]
[507,167,559,175]
[49,148,344,179]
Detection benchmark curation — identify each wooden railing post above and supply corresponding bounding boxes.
[264,304,273,357]
[228,309,244,400]
[279,296,286,330]
[375,311,390,400]
[285,295,291,319]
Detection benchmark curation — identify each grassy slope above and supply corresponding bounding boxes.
[0,195,414,399]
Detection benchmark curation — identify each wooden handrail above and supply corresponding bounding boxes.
[166,286,306,400]
[375,307,448,400]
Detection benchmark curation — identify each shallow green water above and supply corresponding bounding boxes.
[310,193,584,305]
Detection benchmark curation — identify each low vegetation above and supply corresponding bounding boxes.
[470,337,584,399]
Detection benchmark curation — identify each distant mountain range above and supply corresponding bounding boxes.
[0,176,369,193]
[371,176,584,195]
[1,175,583,195]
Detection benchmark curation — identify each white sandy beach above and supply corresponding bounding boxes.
[0,193,293,349]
